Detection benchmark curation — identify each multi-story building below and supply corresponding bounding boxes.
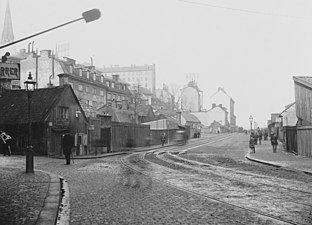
[180,80,203,112]
[209,87,236,129]
[100,64,156,93]
[17,49,132,117]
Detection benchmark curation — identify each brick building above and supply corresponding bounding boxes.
[17,49,132,117]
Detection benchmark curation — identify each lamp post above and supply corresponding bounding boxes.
[249,115,253,134]
[0,9,101,50]
[24,72,36,173]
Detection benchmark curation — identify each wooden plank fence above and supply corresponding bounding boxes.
[297,126,312,157]
[111,122,150,151]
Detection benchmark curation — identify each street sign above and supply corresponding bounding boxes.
[0,63,20,80]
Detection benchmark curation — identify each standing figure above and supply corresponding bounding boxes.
[160,133,166,146]
[249,133,256,153]
[0,131,12,156]
[61,133,74,165]
[258,130,263,145]
[271,134,278,153]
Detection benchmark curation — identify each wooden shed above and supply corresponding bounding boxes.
[293,76,312,157]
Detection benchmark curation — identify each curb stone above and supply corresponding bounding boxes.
[245,153,312,176]
[34,170,70,225]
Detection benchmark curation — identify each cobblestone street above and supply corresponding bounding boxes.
[1,133,311,224]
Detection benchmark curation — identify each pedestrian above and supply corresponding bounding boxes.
[61,133,74,165]
[258,130,263,145]
[160,133,166,146]
[271,134,278,153]
[249,133,256,153]
[0,131,12,156]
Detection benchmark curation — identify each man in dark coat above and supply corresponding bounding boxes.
[61,133,74,165]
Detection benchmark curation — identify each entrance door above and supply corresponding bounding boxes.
[101,128,111,153]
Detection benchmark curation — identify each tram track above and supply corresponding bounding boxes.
[120,153,302,225]
[119,134,312,224]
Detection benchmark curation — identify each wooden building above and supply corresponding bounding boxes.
[0,85,88,156]
[293,76,312,157]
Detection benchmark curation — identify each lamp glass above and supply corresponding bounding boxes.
[24,72,36,92]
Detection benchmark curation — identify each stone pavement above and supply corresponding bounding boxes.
[246,139,312,175]
[0,144,165,225]
[0,160,67,225]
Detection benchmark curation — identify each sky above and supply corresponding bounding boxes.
[1,0,312,129]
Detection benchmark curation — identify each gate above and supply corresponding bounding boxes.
[100,128,111,153]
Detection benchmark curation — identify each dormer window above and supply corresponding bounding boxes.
[93,73,96,81]
[79,69,82,76]
[69,65,73,73]
[112,82,115,88]
[87,71,90,79]
[101,76,104,83]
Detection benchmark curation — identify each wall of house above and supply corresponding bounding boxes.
[294,82,312,125]
[20,50,62,88]
[181,87,200,112]
[192,107,226,127]
[209,89,235,126]
[46,88,87,156]
[282,104,297,126]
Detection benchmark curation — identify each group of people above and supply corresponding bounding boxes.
[249,129,278,153]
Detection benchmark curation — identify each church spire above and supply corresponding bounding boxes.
[1,0,14,45]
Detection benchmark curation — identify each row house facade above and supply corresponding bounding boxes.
[16,49,132,117]
[100,64,156,94]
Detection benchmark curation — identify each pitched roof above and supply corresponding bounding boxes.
[293,76,312,89]
[181,112,201,123]
[0,86,75,125]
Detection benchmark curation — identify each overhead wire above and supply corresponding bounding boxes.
[177,0,309,20]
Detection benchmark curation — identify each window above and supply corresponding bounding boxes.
[93,88,96,94]
[79,69,82,76]
[86,86,89,93]
[58,107,69,119]
[107,93,111,100]
[87,71,90,79]
[100,90,104,96]
[112,82,115,88]
[93,73,96,80]
[101,76,104,83]
[78,84,83,91]
[106,81,110,87]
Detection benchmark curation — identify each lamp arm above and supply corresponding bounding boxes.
[0,17,83,50]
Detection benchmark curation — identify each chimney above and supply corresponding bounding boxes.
[218,104,222,108]
[58,74,69,86]
[212,103,216,108]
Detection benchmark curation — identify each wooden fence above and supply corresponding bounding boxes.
[111,122,150,151]
[297,126,312,157]
[150,129,178,145]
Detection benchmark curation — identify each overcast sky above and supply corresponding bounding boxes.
[1,0,312,128]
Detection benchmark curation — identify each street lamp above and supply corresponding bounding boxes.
[24,72,36,173]
[0,9,101,50]
[249,115,253,134]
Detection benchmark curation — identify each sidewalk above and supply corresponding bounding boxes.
[245,139,312,175]
[0,163,67,225]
